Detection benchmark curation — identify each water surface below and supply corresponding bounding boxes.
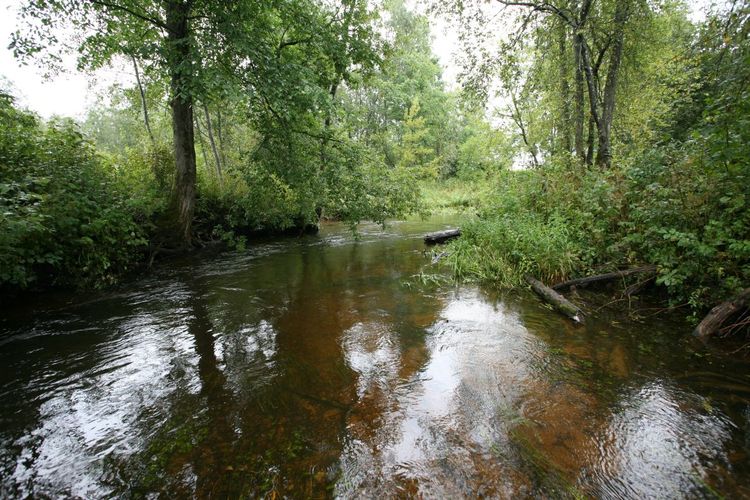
[1,218,749,498]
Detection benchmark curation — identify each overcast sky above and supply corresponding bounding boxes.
[0,1,135,119]
[2,0,464,119]
[0,0,708,119]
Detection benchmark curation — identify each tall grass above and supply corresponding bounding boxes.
[446,212,583,287]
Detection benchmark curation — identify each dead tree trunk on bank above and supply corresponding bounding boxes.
[693,289,750,340]
[166,0,197,246]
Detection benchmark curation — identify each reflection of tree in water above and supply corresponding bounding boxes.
[259,247,361,497]
[120,275,238,497]
[123,234,446,497]
[185,278,236,498]
[239,236,443,497]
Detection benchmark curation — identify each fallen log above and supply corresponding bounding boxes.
[525,275,584,324]
[551,265,657,291]
[693,288,750,340]
[424,228,461,244]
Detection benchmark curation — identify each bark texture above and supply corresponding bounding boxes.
[166,0,197,245]
[526,275,584,323]
[693,289,750,340]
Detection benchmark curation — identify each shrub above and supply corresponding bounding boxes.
[0,95,148,289]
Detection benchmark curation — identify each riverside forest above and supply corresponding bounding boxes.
[1,0,749,497]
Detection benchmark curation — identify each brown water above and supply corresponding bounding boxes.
[1,218,750,498]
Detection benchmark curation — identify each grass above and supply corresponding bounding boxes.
[444,213,584,288]
[420,177,489,214]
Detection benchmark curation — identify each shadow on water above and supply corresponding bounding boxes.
[2,217,750,498]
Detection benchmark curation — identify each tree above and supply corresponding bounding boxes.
[342,0,453,171]
[11,0,372,245]
[12,1,221,244]
[398,98,438,177]
[438,0,641,168]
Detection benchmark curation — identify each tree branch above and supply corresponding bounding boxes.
[88,0,168,31]
[496,0,575,27]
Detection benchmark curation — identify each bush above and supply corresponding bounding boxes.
[0,95,149,289]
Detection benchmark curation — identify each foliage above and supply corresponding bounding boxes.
[444,169,587,287]
[435,0,749,318]
[0,95,149,289]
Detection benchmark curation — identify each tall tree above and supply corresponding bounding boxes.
[440,0,636,167]
[11,0,370,244]
[12,0,219,244]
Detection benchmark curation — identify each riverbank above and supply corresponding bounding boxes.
[420,168,749,339]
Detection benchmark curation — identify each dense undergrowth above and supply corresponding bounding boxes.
[0,92,425,293]
[0,94,151,289]
[445,152,749,314]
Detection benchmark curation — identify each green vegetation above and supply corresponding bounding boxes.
[0,94,150,289]
[436,0,749,318]
[1,0,748,325]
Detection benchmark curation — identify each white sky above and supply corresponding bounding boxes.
[0,0,710,119]
[0,1,132,119]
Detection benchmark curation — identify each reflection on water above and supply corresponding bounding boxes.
[1,218,750,498]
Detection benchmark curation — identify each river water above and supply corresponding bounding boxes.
[1,218,749,498]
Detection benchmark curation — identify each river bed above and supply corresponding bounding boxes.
[1,218,749,498]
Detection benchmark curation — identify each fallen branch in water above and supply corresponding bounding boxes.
[525,275,584,324]
[430,251,448,264]
[623,274,656,298]
[551,265,657,291]
[693,288,750,340]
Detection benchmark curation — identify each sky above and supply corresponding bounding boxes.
[0,1,132,119]
[0,0,710,119]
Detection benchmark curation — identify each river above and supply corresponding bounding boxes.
[1,218,749,498]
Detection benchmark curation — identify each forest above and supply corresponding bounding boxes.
[1,0,748,329]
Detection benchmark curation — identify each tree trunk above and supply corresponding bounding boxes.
[216,108,227,167]
[573,33,586,163]
[580,39,602,143]
[526,275,584,323]
[558,21,572,154]
[511,91,540,168]
[166,0,197,246]
[596,0,629,168]
[171,95,196,245]
[202,103,223,182]
[194,114,210,170]
[693,289,750,340]
[131,55,155,144]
